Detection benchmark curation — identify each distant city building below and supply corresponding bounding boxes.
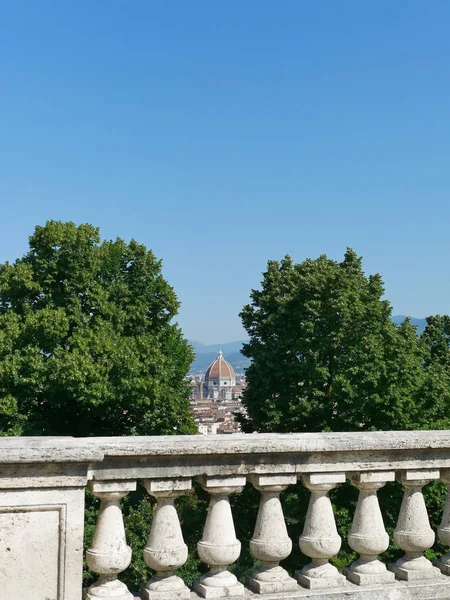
[204,350,236,400]
[189,380,203,400]
[188,350,247,434]
[198,422,219,435]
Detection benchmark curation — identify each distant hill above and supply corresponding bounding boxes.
[189,316,429,373]
[188,340,249,373]
[189,340,247,356]
[391,315,427,334]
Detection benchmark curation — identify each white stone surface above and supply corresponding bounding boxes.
[247,473,297,594]
[85,480,136,600]
[297,473,346,590]
[346,472,395,586]
[87,430,450,457]
[0,439,96,600]
[194,580,245,599]
[0,436,103,464]
[436,469,450,575]
[195,475,245,599]
[0,507,60,597]
[0,489,85,600]
[389,470,440,581]
[88,430,450,482]
[190,577,450,598]
[141,478,191,600]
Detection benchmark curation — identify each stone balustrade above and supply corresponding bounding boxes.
[5,432,450,599]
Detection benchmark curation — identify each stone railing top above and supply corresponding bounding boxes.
[0,436,104,464]
[3,431,450,474]
[87,430,450,456]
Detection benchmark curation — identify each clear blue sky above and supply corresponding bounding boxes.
[1,1,450,344]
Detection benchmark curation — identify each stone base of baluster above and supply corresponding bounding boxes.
[84,580,134,600]
[85,593,133,600]
[141,575,191,600]
[194,571,245,599]
[246,578,298,594]
[296,562,346,589]
[388,566,440,582]
[388,556,440,581]
[434,557,450,576]
[344,570,396,586]
[141,593,190,600]
[247,565,298,594]
[344,557,396,586]
[194,582,245,598]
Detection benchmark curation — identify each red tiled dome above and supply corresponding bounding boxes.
[205,350,236,380]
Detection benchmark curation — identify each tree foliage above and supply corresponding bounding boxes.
[0,220,196,436]
[418,314,450,429]
[239,249,447,433]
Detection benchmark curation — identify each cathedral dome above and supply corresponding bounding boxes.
[205,350,236,381]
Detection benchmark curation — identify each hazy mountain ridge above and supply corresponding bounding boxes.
[189,340,249,373]
[188,316,428,373]
[189,340,247,356]
[391,316,427,334]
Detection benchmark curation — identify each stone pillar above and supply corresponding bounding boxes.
[296,472,346,589]
[389,470,440,581]
[345,472,395,585]
[247,474,297,594]
[85,480,136,600]
[435,469,450,575]
[194,475,246,598]
[141,478,192,600]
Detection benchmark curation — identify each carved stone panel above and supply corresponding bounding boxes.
[0,488,85,600]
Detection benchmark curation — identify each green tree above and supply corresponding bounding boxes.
[0,221,201,593]
[422,315,450,368]
[237,249,450,576]
[418,315,450,429]
[239,249,427,433]
[0,220,196,436]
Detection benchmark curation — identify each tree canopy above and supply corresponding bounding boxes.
[0,220,196,436]
[239,249,448,433]
[236,249,450,579]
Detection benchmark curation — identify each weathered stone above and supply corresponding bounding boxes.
[435,469,450,576]
[247,473,297,594]
[345,471,395,586]
[190,577,450,598]
[297,473,346,589]
[389,470,440,581]
[88,431,450,482]
[0,438,102,600]
[141,478,191,600]
[194,475,245,599]
[85,480,136,600]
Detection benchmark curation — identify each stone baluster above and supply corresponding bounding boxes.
[194,475,246,598]
[247,474,297,594]
[85,480,136,600]
[345,472,395,585]
[141,478,192,600]
[435,469,450,575]
[296,472,346,589]
[389,470,440,581]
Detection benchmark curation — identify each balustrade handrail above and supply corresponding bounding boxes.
[0,436,103,463]
[5,430,450,464]
[90,429,450,454]
[84,430,450,483]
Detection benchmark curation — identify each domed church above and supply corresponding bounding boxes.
[204,350,236,400]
